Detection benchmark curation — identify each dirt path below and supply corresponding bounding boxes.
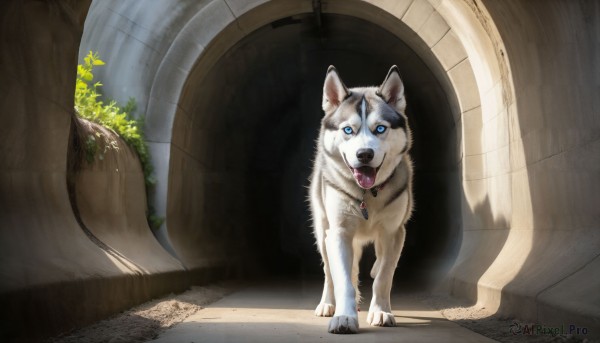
[48,281,596,343]
[148,280,495,343]
[49,283,236,343]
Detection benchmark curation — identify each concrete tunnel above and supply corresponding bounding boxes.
[0,0,599,341]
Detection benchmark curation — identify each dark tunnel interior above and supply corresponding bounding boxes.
[168,13,462,286]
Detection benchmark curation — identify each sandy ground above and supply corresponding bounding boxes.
[48,281,596,343]
[48,283,236,343]
[420,293,597,343]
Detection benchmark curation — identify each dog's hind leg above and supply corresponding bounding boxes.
[352,239,364,310]
[370,261,380,279]
[367,227,406,327]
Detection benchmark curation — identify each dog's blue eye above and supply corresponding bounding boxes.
[343,126,353,135]
[375,125,387,134]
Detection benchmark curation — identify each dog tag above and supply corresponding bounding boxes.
[361,207,369,220]
[360,201,369,220]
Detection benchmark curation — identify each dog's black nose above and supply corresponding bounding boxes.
[356,148,374,164]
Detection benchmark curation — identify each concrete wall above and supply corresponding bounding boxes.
[473,0,600,329]
[1,0,598,340]
[0,1,188,340]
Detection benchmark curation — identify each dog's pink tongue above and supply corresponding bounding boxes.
[353,167,376,189]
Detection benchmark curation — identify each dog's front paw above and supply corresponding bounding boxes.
[314,303,335,317]
[367,311,396,327]
[328,315,359,334]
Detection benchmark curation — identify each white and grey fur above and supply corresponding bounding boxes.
[310,65,413,334]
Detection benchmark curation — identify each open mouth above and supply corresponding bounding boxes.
[342,153,386,189]
[352,166,378,189]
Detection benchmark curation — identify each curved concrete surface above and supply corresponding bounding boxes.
[0,2,187,340]
[1,0,599,341]
[72,119,187,279]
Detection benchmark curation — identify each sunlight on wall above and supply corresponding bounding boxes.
[433,0,534,312]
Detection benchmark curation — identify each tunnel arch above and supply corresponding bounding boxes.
[132,0,512,286]
[84,0,508,297]
[76,0,600,335]
[167,11,463,281]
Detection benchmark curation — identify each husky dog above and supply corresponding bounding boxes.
[310,65,413,334]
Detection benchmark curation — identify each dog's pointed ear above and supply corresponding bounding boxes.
[377,65,406,112]
[322,65,350,114]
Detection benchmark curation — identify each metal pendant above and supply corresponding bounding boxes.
[360,201,369,220]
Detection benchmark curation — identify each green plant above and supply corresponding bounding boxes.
[75,51,163,230]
